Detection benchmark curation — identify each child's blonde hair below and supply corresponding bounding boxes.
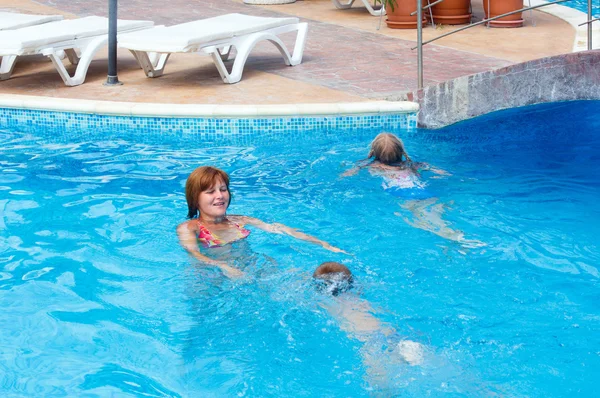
[368,133,411,164]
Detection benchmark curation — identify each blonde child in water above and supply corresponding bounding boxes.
[343,132,484,248]
[177,166,346,279]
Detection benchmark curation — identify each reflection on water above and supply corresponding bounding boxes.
[564,0,600,15]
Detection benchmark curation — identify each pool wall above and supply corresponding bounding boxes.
[408,50,600,128]
[0,97,418,138]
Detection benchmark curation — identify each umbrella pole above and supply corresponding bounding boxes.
[105,0,122,85]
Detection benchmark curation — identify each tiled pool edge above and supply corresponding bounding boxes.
[0,95,419,118]
[0,95,419,135]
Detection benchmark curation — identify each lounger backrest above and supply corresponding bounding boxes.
[0,16,153,53]
[0,12,63,31]
[119,13,299,53]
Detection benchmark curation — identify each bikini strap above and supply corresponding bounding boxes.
[196,221,219,247]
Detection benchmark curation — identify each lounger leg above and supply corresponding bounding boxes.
[288,22,308,66]
[0,55,17,81]
[263,22,308,67]
[209,52,238,84]
[64,49,80,65]
[129,50,144,69]
[208,42,257,83]
[130,50,170,78]
[43,35,107,86]
[332,0,384,16]
[361,0,386,16]
[207,23,308,84]
[218,46,232,61]
[331,0,357,10]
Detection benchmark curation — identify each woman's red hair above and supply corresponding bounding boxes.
[185,166,230,218]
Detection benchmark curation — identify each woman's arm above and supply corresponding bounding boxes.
[234,216,348,254]
[176,221,244,278]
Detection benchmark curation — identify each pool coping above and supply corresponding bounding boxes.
[0,94,419,118]
[532,0,600,52]
[0,2,593,119]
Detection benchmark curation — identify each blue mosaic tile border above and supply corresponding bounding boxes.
[0,107,417,141]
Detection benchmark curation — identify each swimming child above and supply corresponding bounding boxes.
[177,166,347,279]
[342,132,446,195]
[313,262,497,393]
[313,262,424,365]
[313,262,425,390]
[343,132,484,248]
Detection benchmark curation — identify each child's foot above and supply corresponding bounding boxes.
[397,340,424,366]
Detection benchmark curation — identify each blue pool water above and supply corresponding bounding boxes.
[564,0,599,16]
[1,101,599,396]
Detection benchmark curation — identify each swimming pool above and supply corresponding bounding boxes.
[564,0,599,16]
[1,100,599,396]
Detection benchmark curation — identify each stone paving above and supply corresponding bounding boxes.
[0,0,576,104]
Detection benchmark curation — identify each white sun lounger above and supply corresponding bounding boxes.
[0,12,65,66]
[0,12,63,31]
[331,0,386,16]
[0,16,153,86]
[118,13,308,84]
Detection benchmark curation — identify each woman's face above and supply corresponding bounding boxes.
[198,178,230,221]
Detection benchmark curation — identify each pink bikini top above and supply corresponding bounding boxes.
[197,220,250,248]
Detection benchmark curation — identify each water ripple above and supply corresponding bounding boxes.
[1,101,600,396]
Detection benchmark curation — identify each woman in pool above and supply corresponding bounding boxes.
[343,132,483,247]
[177,166,346,278]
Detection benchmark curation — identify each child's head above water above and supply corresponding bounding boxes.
[368,132,411,165]
[313,262,354,296]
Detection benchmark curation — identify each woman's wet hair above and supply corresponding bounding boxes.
[313,262,354,296]
[368,132,412,164]
[185,166,231,219]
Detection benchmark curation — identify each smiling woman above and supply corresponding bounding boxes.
[176,166,346,278]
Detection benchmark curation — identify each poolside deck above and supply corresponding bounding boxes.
[0,0,576,105]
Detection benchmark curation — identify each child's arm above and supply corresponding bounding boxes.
[233,215,349,254]
[412,162,451,177]
[341,167,361,177]
[176,222,244,278]
[429,166,451,176]
[341,159,372,177]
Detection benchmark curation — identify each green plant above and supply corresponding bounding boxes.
[374,0,398,12]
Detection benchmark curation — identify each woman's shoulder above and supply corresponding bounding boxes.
[227,214,250,224]
[177,218,200,232]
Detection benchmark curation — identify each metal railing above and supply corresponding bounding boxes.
[581,0,599,50]
[412,0,598,89]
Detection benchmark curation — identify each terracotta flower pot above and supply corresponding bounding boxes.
[430,0,471,25]
[483,0,523,28]
[386,0,428,29]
